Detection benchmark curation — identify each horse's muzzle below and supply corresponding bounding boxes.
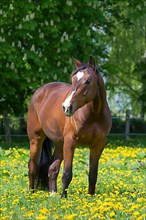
[62,104,74,117]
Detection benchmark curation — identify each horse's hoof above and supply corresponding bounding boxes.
[49,191,56,197]
[30,188,35,193]
[61,192,67,198]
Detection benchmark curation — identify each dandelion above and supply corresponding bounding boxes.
[12,199,19,205]
[21,207,26,211]
[1,216,10,220]
[39,208,49,215]
[137,197,145,202]
[36,214,47,220]
[64,214,77,219]
[9,211,14,215]
[53,214,60,219]
[23,211,35,217]
[109,210,115,218]
[3,170,9,174]
[133,211,140,217]
[0,207,7,212]
[137,214,146,220]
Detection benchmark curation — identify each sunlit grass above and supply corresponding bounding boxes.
[0,143,146,220]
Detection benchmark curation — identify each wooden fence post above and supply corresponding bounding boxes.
[125,109,130,141]
[3,110,11,145]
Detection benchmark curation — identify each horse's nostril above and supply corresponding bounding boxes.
[62,105,65,112]
[69,105,73,112]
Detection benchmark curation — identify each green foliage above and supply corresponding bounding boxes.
[105,1,146,115]
[0,0,145,116]
[0,0,110,114]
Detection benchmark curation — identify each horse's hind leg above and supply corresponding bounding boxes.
[27,105,45,191]
[48,143,63,193]
[28,134,45,191]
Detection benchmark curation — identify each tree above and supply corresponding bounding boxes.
[0,0,145,118]
[0,0,113,115]
[105,1,146,116]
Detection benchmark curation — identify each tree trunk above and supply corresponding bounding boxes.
[3,110,11,145]
[140,71,146,120]
[140,100,145,120]
[125,109,130,141]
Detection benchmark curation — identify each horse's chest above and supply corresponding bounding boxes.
[77,122,103,146]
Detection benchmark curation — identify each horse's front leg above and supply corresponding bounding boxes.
[88,144,105,195]
[61,138,75,198]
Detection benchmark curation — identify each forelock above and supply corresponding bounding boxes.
[71,63,89,77]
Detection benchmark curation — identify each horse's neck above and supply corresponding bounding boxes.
[92,74,106,115]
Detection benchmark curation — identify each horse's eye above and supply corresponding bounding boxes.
[85,78,91,84]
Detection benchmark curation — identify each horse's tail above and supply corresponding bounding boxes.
[37,137,54,190]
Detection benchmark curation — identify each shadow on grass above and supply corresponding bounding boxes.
[106,136,146,148]
[0,136,29,150]
[0,135,146,151]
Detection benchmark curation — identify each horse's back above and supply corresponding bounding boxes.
[32,82,69,105]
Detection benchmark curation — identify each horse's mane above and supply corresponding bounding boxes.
[71,63,88,77]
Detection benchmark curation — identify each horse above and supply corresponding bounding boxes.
[27,56,112,197]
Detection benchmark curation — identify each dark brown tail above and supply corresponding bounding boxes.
[37,137,53,190]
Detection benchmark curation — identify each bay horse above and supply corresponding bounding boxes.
[27,56,112,197]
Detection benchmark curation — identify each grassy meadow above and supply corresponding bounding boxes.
[0,140,146,220]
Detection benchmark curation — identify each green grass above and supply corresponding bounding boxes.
[0,142,146,220]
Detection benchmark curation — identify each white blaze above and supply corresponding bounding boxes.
[63,89,76,109]
[76,71,84,81]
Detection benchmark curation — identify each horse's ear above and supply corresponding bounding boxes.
[73,58,81,68]
[88,56,96,72]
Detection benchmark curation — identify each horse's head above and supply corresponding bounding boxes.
[62,56,99,117]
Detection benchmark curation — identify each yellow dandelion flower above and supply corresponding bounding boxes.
[12,199,19,205]
[36,214,47,220]
[0,207,7,212]
[89,213,100,219]
[133,211,140,217]
[39,208,49,215]
[23,211,35,217]
[53,214,60,219]
[3,170,9,174]
[137,214,146,220]
[1,216,10,220]
[137,198,145,203]
[64,213,77,219]
[21,207,26,211]
[109,210,115,218]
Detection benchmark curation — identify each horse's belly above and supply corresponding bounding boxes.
[42,121,64,142]
[39,112,64,142]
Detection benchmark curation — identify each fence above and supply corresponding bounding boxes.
[0,111,146,144]
[110,110,146,140]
